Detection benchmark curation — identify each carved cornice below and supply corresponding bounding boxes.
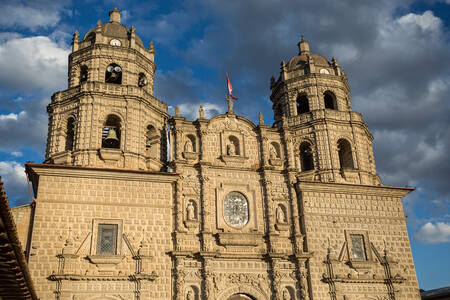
[48,272,158,282]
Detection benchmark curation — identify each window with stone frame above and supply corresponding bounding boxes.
[349,234,367,260]
[97,224,118,255]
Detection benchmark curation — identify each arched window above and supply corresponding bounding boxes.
[337,139,354,169]
[297,94,310,114]
[145,125,158,149]
[65,117,75,151]
[300,142,314,172]
[80,65,88,83]
[138,73,148,87]
[102,114,121,149]
[324,91,337,110]
[105,63,122,84]
[227,135,240,156]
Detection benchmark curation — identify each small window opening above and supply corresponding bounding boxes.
[324,91,337,110]
[350,234,367,260]
[105,63,122,84]
[297,95,310,114]
[65,117,75,151]
[80,65,88,83]
[102,114,121,149]
[97,224,118,255]
[300,142,314,171]
[337,139,354,169]
[145,125,158,149]
[138,73,148,87]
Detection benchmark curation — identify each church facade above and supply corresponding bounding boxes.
[16,9,421,300]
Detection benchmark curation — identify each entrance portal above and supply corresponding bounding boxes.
[228,294,255,300]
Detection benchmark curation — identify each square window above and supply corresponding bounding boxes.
[350,234,367,260]
[97,224,118,255]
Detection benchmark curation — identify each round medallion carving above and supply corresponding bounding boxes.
[224,192,249,228]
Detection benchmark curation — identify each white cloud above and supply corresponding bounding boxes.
[0,100,48,152]
[0,112,21,120]
[0,3,62,30]
[0,161,29,206]
[415,222,450,244]
[397,10,442,32]
[0,35,70,92]
[11,151,22,157]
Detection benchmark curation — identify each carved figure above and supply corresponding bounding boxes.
[187,202,196,220]
[270,145,278,159]
[227,142,235,155]
[283,289,291,300]
[186,290,194,300]
[184,139,193,152]
[276,206,286,224]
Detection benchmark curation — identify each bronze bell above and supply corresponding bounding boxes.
[104,128,119,148]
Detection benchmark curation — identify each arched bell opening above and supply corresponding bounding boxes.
[300,142,314,172]
[105,63,122,84]
[102,114,121,149]
[296,94,310,114]
[79,65,88,83]
[337,139,354,169]
[65,117,75,151]
[324,91,337,110]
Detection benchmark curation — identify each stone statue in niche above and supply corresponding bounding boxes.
[184,139,193,152]
[270,145,278,159]
[186,201,196,220]
[186,290,194,300]
[276,205,286,224]
[227,142,236,156]
[283,289,291,300]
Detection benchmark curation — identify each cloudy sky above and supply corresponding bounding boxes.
[0,0,448,291]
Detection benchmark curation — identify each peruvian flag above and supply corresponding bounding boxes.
[226,73,238,100]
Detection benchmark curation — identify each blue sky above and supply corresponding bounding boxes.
[0,0,449,291]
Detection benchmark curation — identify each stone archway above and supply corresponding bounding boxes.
[217,284,268,300]
[228,294,255,300]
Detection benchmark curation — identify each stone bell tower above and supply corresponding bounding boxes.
[270,36,380,185]
[44,8,168,171]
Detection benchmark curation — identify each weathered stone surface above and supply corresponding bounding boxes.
[18,9,421,300]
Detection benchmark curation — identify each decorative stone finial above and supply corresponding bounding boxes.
[109,8,122,23]
[174,106,180,117]
[226,96,234,114]
[72,31,79,42]
[130,25,136,33]
[148,41,155,53]
[199,105,205,119]
[259,112,264,125]
[298,34,310,55]
[97,20,102,27]
[332,56,339,66]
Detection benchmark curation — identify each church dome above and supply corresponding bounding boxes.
[82,8,145,48]
[286,36,331,71]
